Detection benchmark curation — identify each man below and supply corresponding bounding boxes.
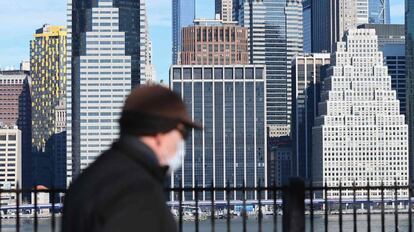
[62,85,201,232]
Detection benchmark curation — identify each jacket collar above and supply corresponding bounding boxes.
[114,135,169,183]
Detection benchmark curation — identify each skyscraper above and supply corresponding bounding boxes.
[216,0,233,22]
[239,0,303,137]
[303,0,312,53]
[67,0,149,183]
[406,0,414,184]
[292,53,330,179]
[313,29,409,198]
[0,70,31,193]
[311,0,390,53]
[181,19,249,65]
[312,0,358,53]
[30,24,67,188]
[172,0,196,65]
[170,65,267,201]
[368,0,390,24]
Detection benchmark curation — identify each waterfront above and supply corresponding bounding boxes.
[0,215,411,231]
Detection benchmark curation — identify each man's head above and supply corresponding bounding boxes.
[119,85,201,171]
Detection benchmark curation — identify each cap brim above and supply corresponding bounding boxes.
[182,119,203,130]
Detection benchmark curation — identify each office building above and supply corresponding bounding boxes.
[267,136,292,187]
[172,0,196,65]
[181,19,249,65]
[0,70,32,193]
[0,127,22,204]
[312,1,390,53]
[312,0,358,53]
[303,0,312,53]
[30,24,67,188]
[313,29,409,198]
[407,0,414,184]
[358,24,405,49]
[239,0,303,137]
[170,65,267,201]
[216,0,233,22]
[67,0,149,183]
[292,53,330,179]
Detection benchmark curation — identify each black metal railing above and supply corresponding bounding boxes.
[0,179,412,232]
[168,178,413,232]
[0,188,66,232]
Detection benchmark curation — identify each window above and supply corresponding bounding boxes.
[173,68,181,80]
[183,68,192,79]
[214,68,223,79]
[225,68,233,79]
[194,68,202,79]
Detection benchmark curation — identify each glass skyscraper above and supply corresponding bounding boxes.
[170,65,267,201]
[368,0,390,24]
[303,0,312,53]
[239,0,303,137]
[172,0,196,64]
[406,0,414,184]
[67,0,149,183]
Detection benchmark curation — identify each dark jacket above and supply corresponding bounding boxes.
[62,136,177,232]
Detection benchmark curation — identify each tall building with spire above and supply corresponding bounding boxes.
[313,29,409,198]
[67,0,150,184]
[172,0,196,65]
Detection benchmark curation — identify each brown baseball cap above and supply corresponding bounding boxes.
[119,85,202,137]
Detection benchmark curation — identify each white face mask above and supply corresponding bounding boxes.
[166,140,185,174]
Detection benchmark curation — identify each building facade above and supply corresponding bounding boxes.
[406,0,414,184]
[170,65,267,201]
[313,29,409,198]
[239,0,303,137]
[292,53,330,180]
[181,19,249,65]
[303,0,312,53]
[0,70,32,193]
[30,25,67,188]
[0,127,22,204]
[358,24,405,49]
[215,0,233,22]
[172,0,196,65]
[312,0,390,53]
[267,136,292,187]
[67,0,149,183]
[312,0,358,53]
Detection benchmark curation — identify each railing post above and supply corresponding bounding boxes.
[282,177,305,232]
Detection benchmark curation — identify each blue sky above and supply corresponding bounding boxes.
[0,0,405,82]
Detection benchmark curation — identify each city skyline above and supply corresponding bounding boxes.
[0,0,405,82]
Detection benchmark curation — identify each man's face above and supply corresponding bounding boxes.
[157,129,184,166]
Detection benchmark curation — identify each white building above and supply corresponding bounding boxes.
[0,127,22,204]
[67,0,150,184]
[312,29,409,199]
